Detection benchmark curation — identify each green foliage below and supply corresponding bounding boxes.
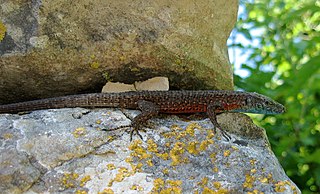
[229,0,320,193]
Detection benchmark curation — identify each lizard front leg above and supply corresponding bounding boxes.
[207,104,231,141]
[130,100,160,140]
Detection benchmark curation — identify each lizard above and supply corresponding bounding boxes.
[0,90,285,140]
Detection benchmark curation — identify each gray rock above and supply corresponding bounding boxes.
[0,0,237,103]
[0,109,300,193]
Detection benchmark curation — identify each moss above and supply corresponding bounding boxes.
[0,21,6,41]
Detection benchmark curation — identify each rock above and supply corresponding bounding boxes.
[134,76,169,91]
[101,76,169,93]
[102,82,136,93]
[0,0,237,103]
[0,109,301,193]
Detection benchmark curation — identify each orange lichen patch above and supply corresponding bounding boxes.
[80,175,91,187]
[0,21,6,41]
[72,127,86,138]
[169,142,186,166]
[130,184,144,191]
[98,188,114,194]
[243,173,255,189]
[2,133,13,139]
[106,163,116,170]
[187,141,200,155]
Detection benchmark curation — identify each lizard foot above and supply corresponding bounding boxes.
[102,125,145,141]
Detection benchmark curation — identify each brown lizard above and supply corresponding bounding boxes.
[0,90,285,140]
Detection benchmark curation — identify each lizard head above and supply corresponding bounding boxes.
[241,92,285,115]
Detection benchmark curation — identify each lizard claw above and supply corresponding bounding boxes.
[102,124,145,141]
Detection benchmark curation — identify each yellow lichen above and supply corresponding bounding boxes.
[243,173,255,189]
[167,180,182,187]
[75,190,87,194]
[199,139,214,151]
[146,159,153,166]
[210,153,217,163]
[250,169,257,174]
[2,133,13,139]
[147,139,158,153]
[156,152,169,160]
[0,21,6,41]
[213,181,221,189]
[130,184,144,191]
[200,177,209,187]
[96,119,102,124]
[207,130,215,139]
[162,168,169,175]
[90,61,100,69]
[106,163,116,170]
[187,141,199,155]
[152,178,165,191]
[169,142,186,166]
[129,139,151,159]
[80,175,91,187]
[186,122,201,136]
[223,150,231,157]
[131,162,143,173]
[72,127,86,138]
[61,172,79,189]
[274,180,290,192]
[98,188,114,194]
[250,159,256,165]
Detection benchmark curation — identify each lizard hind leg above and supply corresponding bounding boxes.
[129,100,160,141]
[207,104,231,141]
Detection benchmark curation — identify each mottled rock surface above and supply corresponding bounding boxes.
[0,0,238,104]
[0,109,300,193]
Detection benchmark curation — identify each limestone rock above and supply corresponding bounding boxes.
[0,0,237,103]
[0,109,301,193]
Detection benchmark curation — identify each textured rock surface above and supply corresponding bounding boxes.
[0,109,300,193]
[0,0,237,103]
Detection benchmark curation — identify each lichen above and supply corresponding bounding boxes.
[0,21,6,41]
